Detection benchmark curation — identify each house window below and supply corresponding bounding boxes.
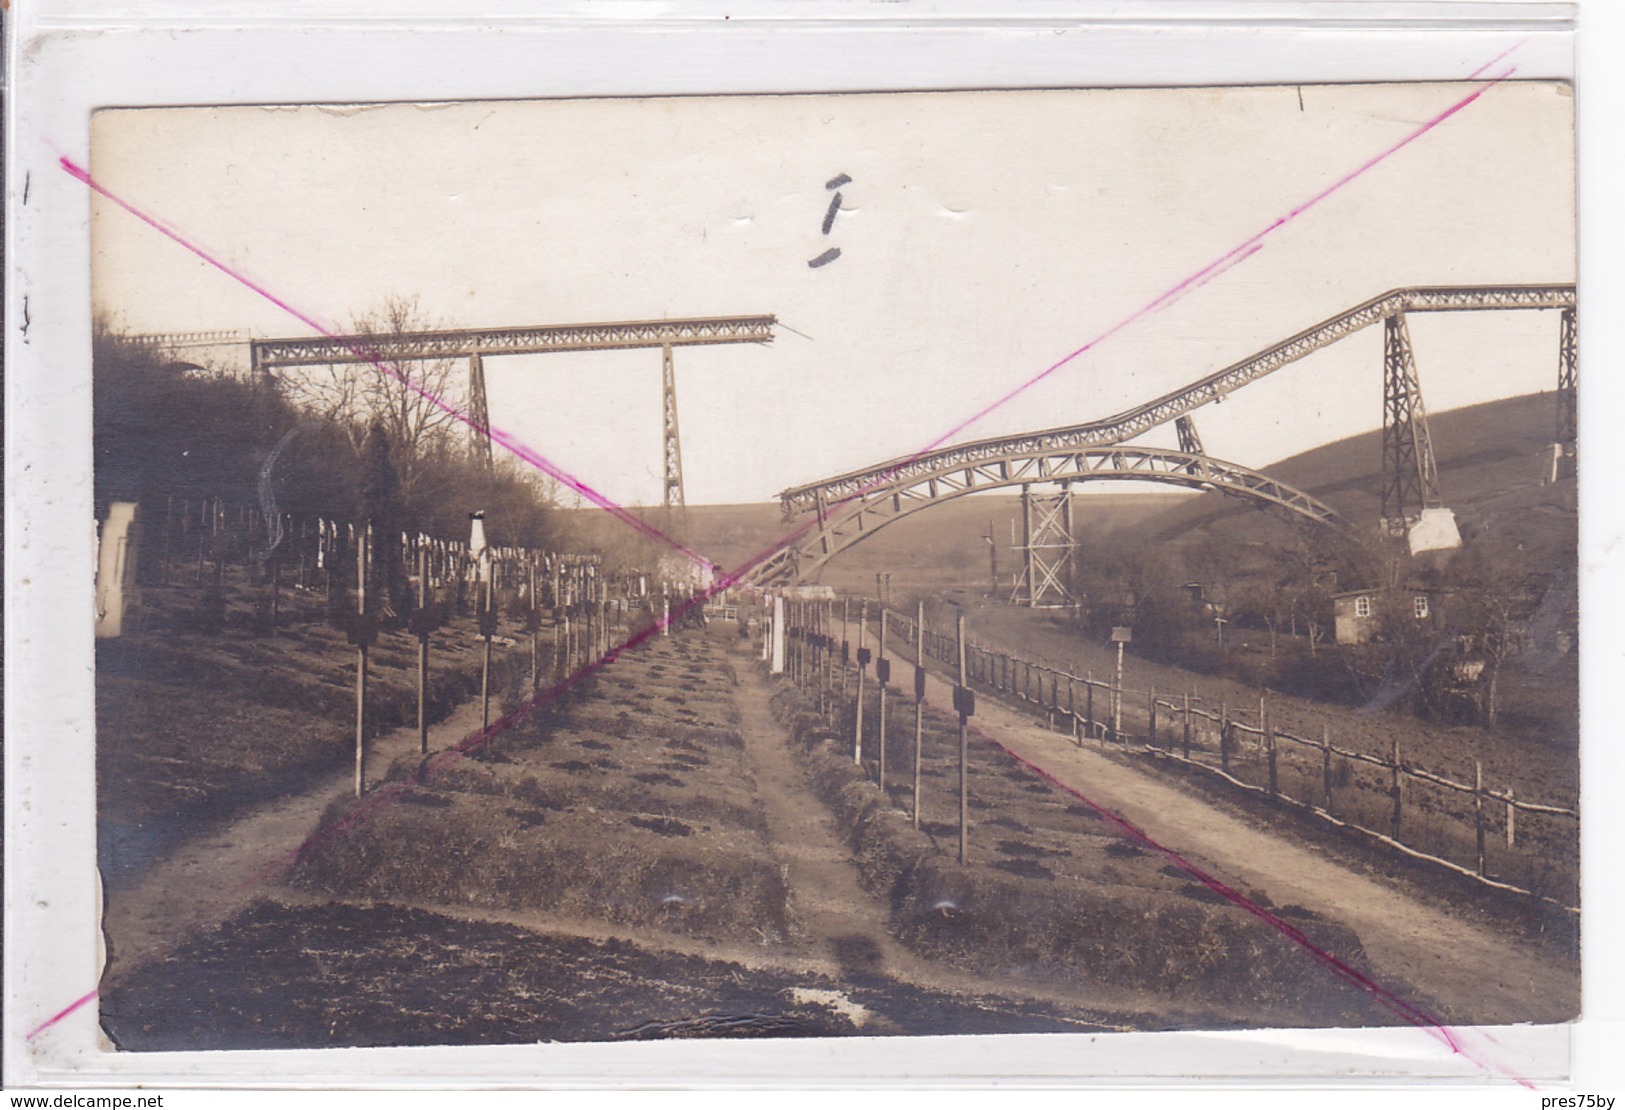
[1354,596,1371,618]
[1414,595,1430,620]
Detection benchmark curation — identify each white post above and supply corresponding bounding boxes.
[770,595,786,674]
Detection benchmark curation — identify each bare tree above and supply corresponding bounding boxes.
[278,294,464,505]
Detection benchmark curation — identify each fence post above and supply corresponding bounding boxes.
[956,612,970,865]
[853,599,867,768]
[1219,702,1230,774]
[1147,685,1158,748]
[1506,788,1516,849]
[529,560,540,694]
[481,563,495,731]
[159,496,174,586]
[914,599,925,830]
[1321,723,1333,814]
[354,523,370,798]
[1086,672,1096,743]
[1474,759,1487,875]
[820,601,831,722]
[1182,692,1192,760]
[1390,736,1403,840]
[1264,696,1277,796]
[1068,676,1078,743]
[417,544,431,755]
[877,608,889,791]
[269,552,282,632]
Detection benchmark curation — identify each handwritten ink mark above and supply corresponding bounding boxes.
[22,171,30,206]
[20,296,30,340]
[821,192,844,235]
[811,171,852,265]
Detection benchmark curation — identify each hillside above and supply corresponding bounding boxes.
[1136,391,1577,564]
[560,491,1186,595]
[556,392,1574,601]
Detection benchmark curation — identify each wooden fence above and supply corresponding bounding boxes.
[880,608,1579,914]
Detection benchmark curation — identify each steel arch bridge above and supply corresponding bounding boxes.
[745,283,1575,588]
[747,445,1341,586]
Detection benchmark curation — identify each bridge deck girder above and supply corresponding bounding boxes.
[779,284,1573,517]
[746,444,1339,587]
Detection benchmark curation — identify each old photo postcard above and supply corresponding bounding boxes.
[79,81,1579,1063]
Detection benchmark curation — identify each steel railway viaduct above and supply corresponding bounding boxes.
[744,284,1577,599]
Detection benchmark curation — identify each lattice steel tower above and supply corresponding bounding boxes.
[1379,312,1441,533]
[1012,483,1077,608]
[251,315,775,509]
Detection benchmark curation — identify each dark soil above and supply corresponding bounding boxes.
[768,679,1397,1028]
[100,900,1107,1051]
[96,578,507,889]
[291,632,790,945]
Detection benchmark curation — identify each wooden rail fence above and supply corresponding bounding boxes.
[770,598,1578,914]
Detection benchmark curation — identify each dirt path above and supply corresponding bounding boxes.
[723,643,1215,1025]
[104,622,1572,1035]
[730,656,911,976]
[908,662,1578,1026]
[102,631,1143,1037]
[100,695,491,981]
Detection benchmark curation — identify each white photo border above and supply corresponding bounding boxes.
[6,0,1620,1091]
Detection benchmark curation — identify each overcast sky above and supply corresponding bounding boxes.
[91,81,1574,508]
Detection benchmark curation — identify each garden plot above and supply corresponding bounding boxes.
[97,578,502,888]
[294,632,790,944]
[773,684,1402,1029]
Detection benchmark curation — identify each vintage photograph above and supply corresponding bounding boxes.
[86,81,1577,1052]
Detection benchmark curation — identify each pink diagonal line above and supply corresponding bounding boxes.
[683,66,1520,596]
[68,62,1521,891]
[976,724,1535,1088]
[65,66,1515,602]
[848,66,1517,479]
[60,62,1525,1058]
[61,156,718,576]
[25,988,98,1041]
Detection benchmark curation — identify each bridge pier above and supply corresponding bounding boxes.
[1379,311,1442,536]
[468,351,492,472]
[1012,483,1076,609]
